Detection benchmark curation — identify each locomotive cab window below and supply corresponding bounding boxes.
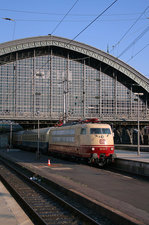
[90,128,111,134]
[80,128,86,135]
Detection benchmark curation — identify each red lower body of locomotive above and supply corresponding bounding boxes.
[49,144,115,166]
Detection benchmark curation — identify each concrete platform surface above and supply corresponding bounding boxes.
[115,150,149,163]
[1,148,149,225]
[0,181,33,225]
[115,150,149,177]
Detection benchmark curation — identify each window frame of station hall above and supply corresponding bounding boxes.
[0,35,148,123]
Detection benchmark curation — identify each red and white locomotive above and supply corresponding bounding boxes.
[49,119,115,166]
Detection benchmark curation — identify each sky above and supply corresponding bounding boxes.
[0,0,149,78]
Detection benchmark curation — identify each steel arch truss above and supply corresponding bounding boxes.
[0,35,148,122]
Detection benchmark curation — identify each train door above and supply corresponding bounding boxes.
[79,127,88,156]
[75,126,81,155]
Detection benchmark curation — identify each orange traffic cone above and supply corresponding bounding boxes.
[48,159,51,166]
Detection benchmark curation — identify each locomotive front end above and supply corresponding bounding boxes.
[87,124,115,166]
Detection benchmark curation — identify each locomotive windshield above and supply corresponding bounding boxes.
[90,128,111,134]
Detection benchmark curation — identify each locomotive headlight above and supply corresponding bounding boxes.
[91,147,95,151]
[110,147,114,151]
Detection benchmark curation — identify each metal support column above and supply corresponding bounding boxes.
[14,52,18,117]
[99,65,102,117]
[50,49,52,118]
[134,92,144,156]
[10,122,12,149]
[130,85,133,118]
[36,113,40,160]
[137,96,140,156]
[33,49,36,118]
[114,70,117,117]
[83,60,86,118]
[66,53,69,122]
[145,94,148,118]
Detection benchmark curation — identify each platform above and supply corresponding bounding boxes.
[115,150,149,162]
[0,180,33,225]
[0,148,149,225]
[115,150,149,177]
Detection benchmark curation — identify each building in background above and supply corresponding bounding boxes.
[0,35,148,144]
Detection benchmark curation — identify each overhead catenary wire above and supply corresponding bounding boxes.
[1,17,147,23]
[126,43,149,63]
[117,25,149,58]
[50,0,79,35]
[0,7,145,17]
[67,0,118,45]
[110,6,149,53]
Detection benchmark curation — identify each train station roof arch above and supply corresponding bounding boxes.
[0,35,149,124]
[0,35,148,93]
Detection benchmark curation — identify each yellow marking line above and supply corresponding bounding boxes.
[48,167,72,170]
[34,165,72,170]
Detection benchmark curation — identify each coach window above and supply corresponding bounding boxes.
[80,128,86,135]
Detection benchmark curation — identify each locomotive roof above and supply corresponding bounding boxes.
[51,123,111,129]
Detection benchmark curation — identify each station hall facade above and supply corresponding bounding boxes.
[0,35,149,144]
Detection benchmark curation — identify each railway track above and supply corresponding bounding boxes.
[0,156,113,225]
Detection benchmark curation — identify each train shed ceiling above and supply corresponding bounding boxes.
[0,35,148,93]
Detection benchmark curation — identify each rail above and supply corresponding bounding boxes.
[0,156,105,225]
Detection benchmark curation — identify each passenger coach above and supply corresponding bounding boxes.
[13,127,52,153]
